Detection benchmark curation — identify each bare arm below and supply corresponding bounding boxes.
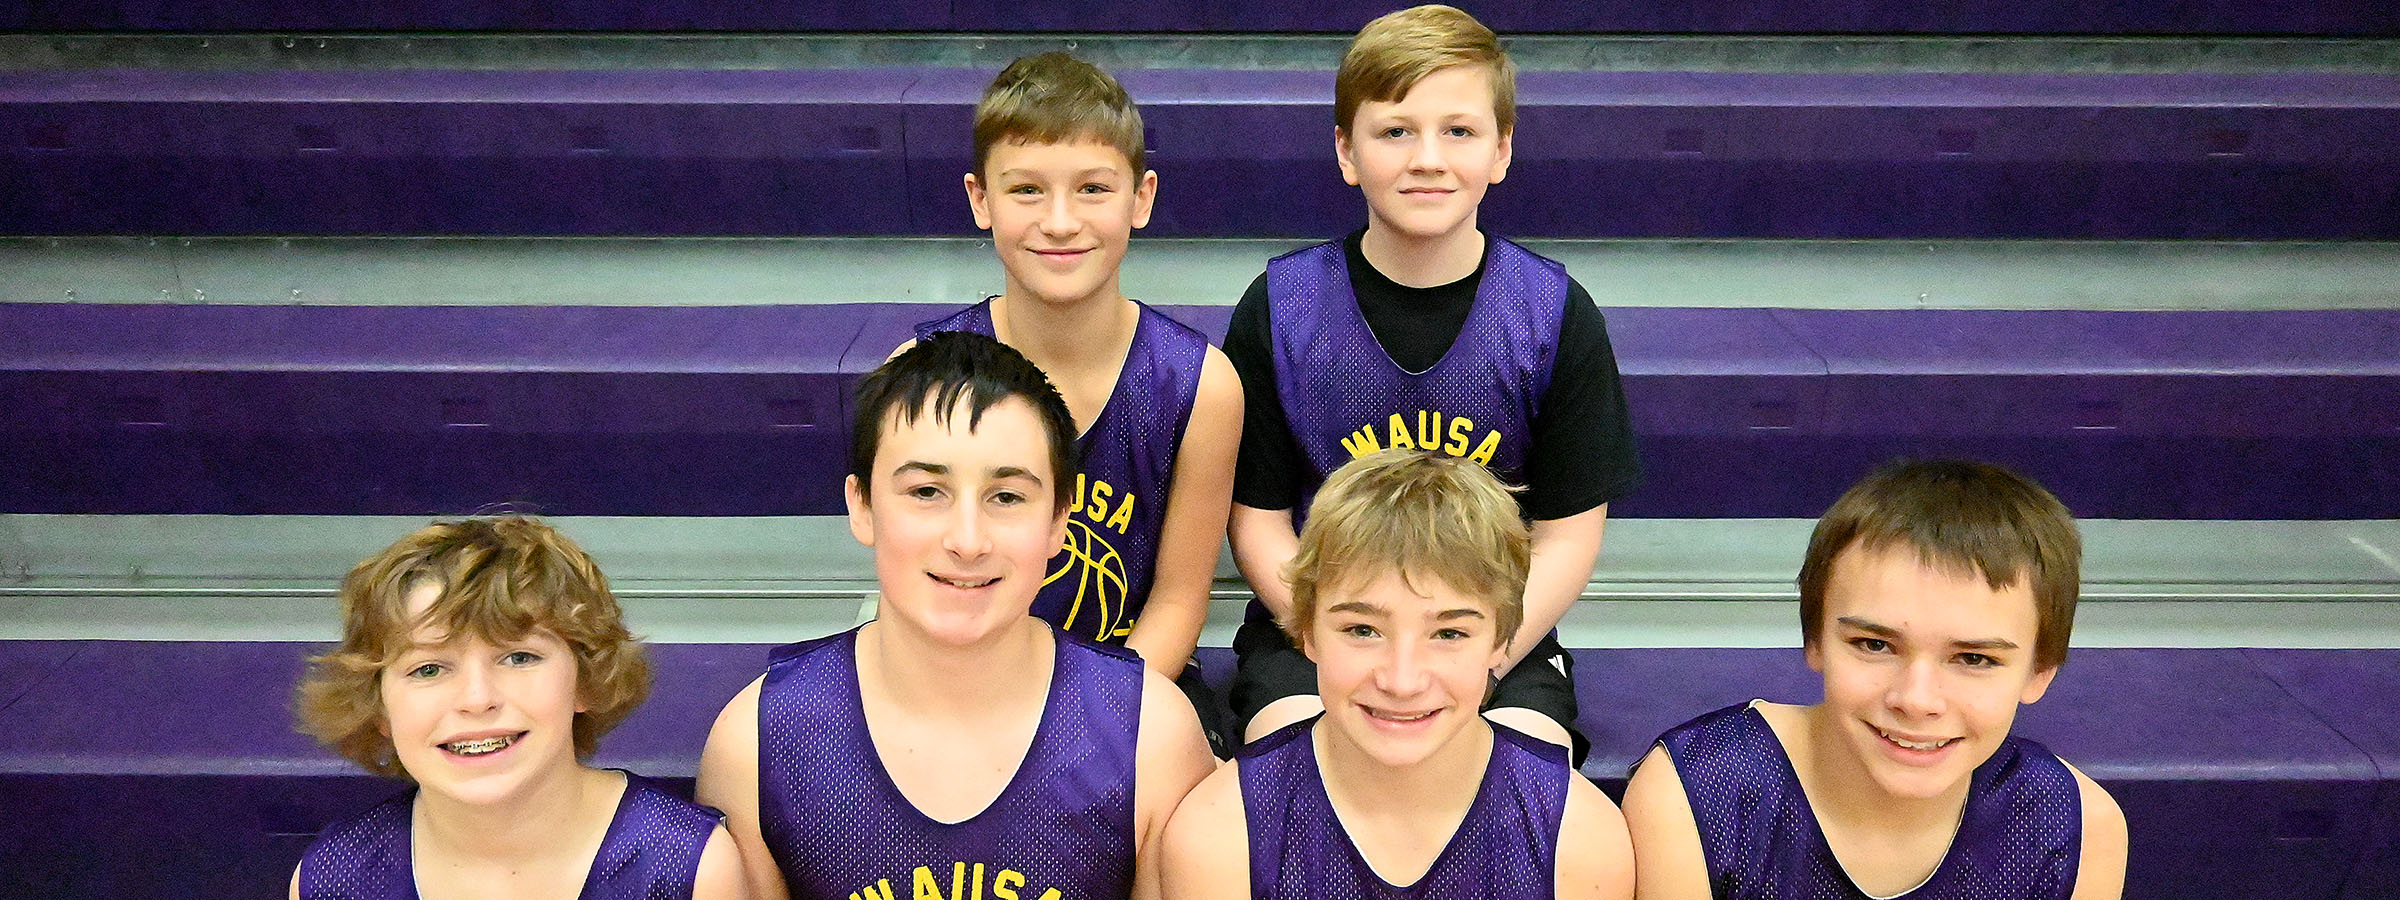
[1227,504,1301,622]
[1125,349,1241,677]
[690,825,759,900]
[1506,504,1608,674]
[694,676,789,900]
[1133,666,1220,900]
[1556,771,1637,900]
[1159,762,1251,900]
[2066,763,2128,900]
[1622,745,1714,900]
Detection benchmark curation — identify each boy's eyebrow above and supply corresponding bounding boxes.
[994,167,1122,180]
[1434,608,1488,621]
[1836,616,2021,651]
[1834,616,1898,637]
[991,465,1044,487]
[891,461,948,478]
[1325,599,1387,617]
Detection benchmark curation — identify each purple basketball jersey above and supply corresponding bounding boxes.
[756,627,1143,900]
[1239,719,1570,899]
[1653,703,2081,900]
[916,299,1209,644]
[297,772,721,900]
[1263,238,1566,521]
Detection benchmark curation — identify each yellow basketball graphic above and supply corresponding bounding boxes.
[1047,518,1130,640]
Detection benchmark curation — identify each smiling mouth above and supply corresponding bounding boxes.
[930,573,998,589]
[1367,707,1437,723]
[442,733,522,756]
[1874,725,1960,752]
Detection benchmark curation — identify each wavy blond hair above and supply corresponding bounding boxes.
[295,517,650,778]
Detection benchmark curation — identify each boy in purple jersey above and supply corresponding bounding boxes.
[290,517,748,900]
[906,52,1243,753]
[1622,460,2128,900]
[697,332,1215,900]
[1161,449,1632,900]
[1222,4,1640,758]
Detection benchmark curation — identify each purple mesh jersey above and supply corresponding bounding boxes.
[916,299,1209,644]
[1264,238,1566,522]
[757,627,1142,900]
[297,772,722,900]
[1240,719,1570,899]
[1653,703,2082,900]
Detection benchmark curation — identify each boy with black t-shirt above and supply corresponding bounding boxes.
[1220,4,1640,761]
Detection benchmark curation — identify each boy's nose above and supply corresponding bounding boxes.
[1407,134,1447,173]
[1887,658,1946,718]
[941,501,992,560]
[1039,194,1079,236]
[1375,640,1434,695]
[455,662,500,712]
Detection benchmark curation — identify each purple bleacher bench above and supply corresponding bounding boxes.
[12,0,2396,35]
[2,641,2393,899]
[4,302,2396,519]
[8,69,2398,239]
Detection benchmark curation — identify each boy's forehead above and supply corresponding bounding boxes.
[1824,542,2039,634]
[1325,566,1498,612]
[1360,64,1500,118]
[873,393,1056,475]
[986,134,1136,175]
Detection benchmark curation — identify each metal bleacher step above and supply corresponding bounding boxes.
[5,514,2396,648]
[9,235,2400,310]
[9,32,2400,75]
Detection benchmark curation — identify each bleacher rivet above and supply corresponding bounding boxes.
[64,289,76,301]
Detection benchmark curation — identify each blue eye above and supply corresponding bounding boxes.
[405,662,444,679]
[1446,126,1473,138]
[502,650,542,667]
[1380,127,1407,139]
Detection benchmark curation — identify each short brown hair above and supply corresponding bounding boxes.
[1798,459,2081,671]
[972,52,1146,179]
[1335,5,1517,135]
[295,517,651,778]
[1285,449,1530,647]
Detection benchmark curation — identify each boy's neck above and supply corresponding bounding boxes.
[1359,218,1485,289]
[994,287,1137,360]
[857,616,1053,719]
[1315,715,1494,823]
[414,763,617,866]
[1796,703,1972,837]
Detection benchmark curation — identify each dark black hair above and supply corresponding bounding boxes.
[849,330,1079,511]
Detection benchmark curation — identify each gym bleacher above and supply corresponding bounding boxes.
[3,3,2397,897]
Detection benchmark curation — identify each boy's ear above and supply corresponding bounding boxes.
[1130,169,1158,230]
[1333,126,1361,187]
[845,474,877,548]
[2019,664,2058,705]
[964,172,995,230]
[1489,129,1513,185]
[1803,635,1826,674]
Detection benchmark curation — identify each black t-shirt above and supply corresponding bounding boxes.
[1225,230,1642,521]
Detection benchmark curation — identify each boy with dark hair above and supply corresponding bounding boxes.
[1161,449,1632,899]
[697,331,1215,900]
[1622,459,2127,900]
[1222,4,1640,757]
[912,52,1243,751]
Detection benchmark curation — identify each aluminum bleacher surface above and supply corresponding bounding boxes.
[8,0,2398,34]
[5,19,2400,900]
